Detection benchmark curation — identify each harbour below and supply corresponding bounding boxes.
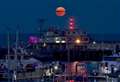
[0,23,120,82]
[0,1,119,81]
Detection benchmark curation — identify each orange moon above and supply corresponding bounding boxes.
[56,7,66,16]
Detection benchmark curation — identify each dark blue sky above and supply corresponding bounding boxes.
[0,0,120,34]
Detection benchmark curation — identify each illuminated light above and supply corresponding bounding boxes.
[54,65,58,70]
[70,26,74,29]
[70,22,73,25]
[75,38,81,44]
[69,26,74,31]
[70,18,74,21]
[69,21,74,26]
[93,41,96,44]
[56,40,60,43]
[55,37,61,43]
[69,17,75,31]
[70,17,74,21]
[61,40,66,43]
[29,36,38,44]
[69,80,74,82]
[56,7,66,16]
[43,43,47,47]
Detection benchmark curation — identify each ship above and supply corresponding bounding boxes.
[26,17,114,62]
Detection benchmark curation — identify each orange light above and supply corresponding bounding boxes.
[75,38,81,44]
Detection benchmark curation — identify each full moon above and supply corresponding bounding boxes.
[56,7,66,16]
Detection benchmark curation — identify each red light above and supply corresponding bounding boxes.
[70,18,74,21]
[70,22,73,25]
[70,17,74,21]
[69,80,74,82]
[70,26,74,29]
[69,17,75,31]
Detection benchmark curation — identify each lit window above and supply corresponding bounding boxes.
[56,40,60,43]
[61,40,66,43]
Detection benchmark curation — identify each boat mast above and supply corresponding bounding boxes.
[7,26,11,82]
[38,18,45,38]
[14,25,19,81]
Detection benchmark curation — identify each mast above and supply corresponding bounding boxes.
[7,26,11,82]
[38,18,46,38]
[65,17,75,81]
[13,25,19,81]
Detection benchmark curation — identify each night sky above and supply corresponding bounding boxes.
[0,0,120,34]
